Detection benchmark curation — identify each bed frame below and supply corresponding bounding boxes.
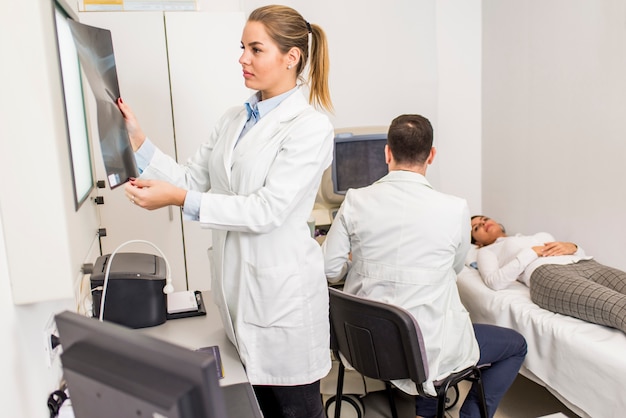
[457,266,626,418]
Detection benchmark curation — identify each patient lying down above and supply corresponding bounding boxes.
[471,215,626,334]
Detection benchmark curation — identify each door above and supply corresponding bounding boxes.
[79,11,188,291]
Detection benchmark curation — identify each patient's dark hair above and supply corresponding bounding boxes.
[387,114,433,165]
[470,215,481,245]
[470,215,506,245]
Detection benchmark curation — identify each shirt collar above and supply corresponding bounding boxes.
[244,86,298,121]
[379,170,433,189]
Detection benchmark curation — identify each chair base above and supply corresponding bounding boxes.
[432,366,488,418]
[444,384,460,410]
[324,394,365,418]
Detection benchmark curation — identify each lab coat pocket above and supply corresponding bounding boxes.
[243,262,303,328]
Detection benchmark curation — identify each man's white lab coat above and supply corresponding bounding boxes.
[322,170,479,395]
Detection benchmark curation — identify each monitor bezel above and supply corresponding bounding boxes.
[55,311,227,418]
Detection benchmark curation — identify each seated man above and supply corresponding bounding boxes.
[321,114,527,418]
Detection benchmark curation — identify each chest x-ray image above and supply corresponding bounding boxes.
[66,18,138,189]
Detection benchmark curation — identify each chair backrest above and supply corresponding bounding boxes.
[328,287,429,386]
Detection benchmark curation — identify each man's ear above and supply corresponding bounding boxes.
[384,144,392,164]
[426,147,436,165]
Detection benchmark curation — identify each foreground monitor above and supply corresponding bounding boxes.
[55,311,227,418]
[332,132,388,195]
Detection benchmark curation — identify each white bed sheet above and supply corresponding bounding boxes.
[457,266,626,418]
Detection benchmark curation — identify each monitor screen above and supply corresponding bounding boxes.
[53,0,94,209]
[332,133,388,195]
[55,311,227,418]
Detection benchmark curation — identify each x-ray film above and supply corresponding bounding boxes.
[66,19,138,189]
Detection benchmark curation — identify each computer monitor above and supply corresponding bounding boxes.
[53,0,95,208]
[55,311,227,418]
[331,132,388,195]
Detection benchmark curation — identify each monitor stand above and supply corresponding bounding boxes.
[222,382,263,418]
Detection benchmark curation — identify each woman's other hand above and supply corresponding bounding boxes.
[532,246,544,257]
[124,178,187,210]
[535,241,578,257]
[117,98,146,151]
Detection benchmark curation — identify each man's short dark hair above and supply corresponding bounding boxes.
[387,114,433,165]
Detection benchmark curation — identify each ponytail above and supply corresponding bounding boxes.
[248,5,333,112]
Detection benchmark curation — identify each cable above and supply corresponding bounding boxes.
[47,388,68,418]
[360,373,369,395]
[75,238,99,314]
[98,239,172,322]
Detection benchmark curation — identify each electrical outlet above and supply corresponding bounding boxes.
[43,314,61,368]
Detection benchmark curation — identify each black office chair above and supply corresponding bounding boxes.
[328,287,488,418]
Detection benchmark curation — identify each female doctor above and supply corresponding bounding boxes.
[117,5,334,417]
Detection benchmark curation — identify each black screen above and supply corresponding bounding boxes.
[332,133,388,194]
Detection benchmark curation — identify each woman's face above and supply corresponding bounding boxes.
[239,21,295,100]
[471,216,505,247]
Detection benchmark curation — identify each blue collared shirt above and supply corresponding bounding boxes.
[239,87,297,140]
[135,86,299,221]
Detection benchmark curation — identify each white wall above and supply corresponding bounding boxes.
[0,0,98,416]
[198,0,482,208]
[235,0,481,208]
[436,0,482,212]
[482,0,626,270]
[0,1,480,416]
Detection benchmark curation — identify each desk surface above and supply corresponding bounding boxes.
[141,291,248,387]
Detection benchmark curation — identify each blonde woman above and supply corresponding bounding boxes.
[118,5,333,417]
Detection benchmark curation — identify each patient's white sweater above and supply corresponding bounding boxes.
[476,232,591,290]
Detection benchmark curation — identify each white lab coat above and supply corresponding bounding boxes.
[142,89,333,385]
[322,171,479,395]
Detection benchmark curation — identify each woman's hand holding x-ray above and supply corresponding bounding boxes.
[117,98,187,210]
[117,98,146,152]
[124,178,187,210]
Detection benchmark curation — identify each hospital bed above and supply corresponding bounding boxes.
[457,249,626,418]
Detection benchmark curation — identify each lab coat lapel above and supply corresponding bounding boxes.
[231,90,309,162]
[221,108,248,188]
